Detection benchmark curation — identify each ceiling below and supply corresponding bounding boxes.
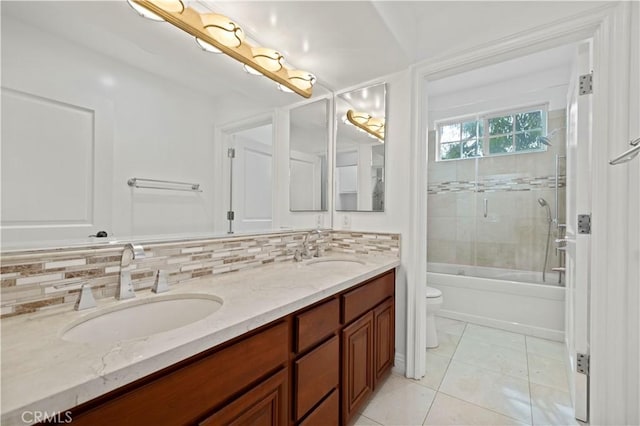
[1,0,612,104]
[213,0,612,89]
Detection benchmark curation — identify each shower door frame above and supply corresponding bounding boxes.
[409,3,638,424]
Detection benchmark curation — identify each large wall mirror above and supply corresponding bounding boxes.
[335,83,387,211]
[0,1,332,249]
[289,99,329,212]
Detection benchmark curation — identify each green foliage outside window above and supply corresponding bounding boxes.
[437,108,546,161]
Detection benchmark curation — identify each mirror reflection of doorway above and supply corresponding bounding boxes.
[226,123,273,234]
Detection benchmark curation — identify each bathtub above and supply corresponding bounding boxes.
[427,262,565,341]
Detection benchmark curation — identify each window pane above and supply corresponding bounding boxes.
[462,138,481,158]
[515,111,542,131]
[488,116,513,135]
[461,121,479,139]
[440,142,461,160]
[515,130,544,151]
[489,135,513,154]
[440,123,460,142]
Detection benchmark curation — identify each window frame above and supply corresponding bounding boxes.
[435,103,548,162]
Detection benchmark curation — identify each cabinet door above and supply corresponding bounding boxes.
[200,368,288,426]
[342,311,374,424]
[374,298,394,387]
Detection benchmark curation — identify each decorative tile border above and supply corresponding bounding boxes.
[0,230,400,318]
[428,174,566,194]
[330,231,401,256]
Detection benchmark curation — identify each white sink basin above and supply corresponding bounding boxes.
[61,294,223,343]
[305,257,366,266]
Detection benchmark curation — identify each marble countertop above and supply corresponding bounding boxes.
[1,254,399,425]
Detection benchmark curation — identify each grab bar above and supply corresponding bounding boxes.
[483,198,488,218]
[609,137,640,165]
[554,155,565,226]
[127,177,202,192]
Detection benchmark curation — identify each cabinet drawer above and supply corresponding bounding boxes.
[71,322,289,425]
[295,298,339,353]
[299,388,339,426]
[294,335,339,420]
[342,271,394,324]
[200,368,288,426]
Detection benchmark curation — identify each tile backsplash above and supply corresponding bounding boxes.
[0,230,400,318]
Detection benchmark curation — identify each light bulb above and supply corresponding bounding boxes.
[153,0,185,13]
[127,0,165,21]
[277,84,294,93]
[195,38,221,53]
[201,14,245,48]
[251,48,284,72]
[243,65,264,76]
[288,70,316,90]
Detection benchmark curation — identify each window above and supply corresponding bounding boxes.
[436,105,547,161]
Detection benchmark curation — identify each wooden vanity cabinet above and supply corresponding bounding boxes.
[61,269,395,426]
[68,321,290,426]
[341,271,395,425]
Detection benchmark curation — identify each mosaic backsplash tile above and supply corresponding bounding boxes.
[0,230,400,318]
[330,231,400,256]
[427,174,566,195]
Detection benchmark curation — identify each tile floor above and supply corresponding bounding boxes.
[354,317,579,426]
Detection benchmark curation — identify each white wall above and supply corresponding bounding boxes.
[428,65,571,128]
[334,70,413,369]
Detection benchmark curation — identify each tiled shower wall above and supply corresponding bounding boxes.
[0,230,400,318]
[427,109,566,272]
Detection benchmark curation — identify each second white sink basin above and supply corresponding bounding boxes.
[61,293,223,344]
[305,257,366,266]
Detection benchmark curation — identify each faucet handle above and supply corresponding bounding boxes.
[152,270,170,294]
[74,284,96,311]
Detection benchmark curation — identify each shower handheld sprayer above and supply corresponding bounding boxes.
[537,198,552,223]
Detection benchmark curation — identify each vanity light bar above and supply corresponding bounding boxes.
[129,0,315,98]
[345,110,385,141]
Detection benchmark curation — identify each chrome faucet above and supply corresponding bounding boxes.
[117,243,145,300]
[295,229,324,261]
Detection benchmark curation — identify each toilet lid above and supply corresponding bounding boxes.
[426,287,442,298]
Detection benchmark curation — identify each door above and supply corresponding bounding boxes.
[290,150,322,211]
[228,124,273,233]
[373,298,394,386]
[565,41,592,422]
[342,312,373,424]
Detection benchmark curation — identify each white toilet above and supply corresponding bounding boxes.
[426,286,443,348]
